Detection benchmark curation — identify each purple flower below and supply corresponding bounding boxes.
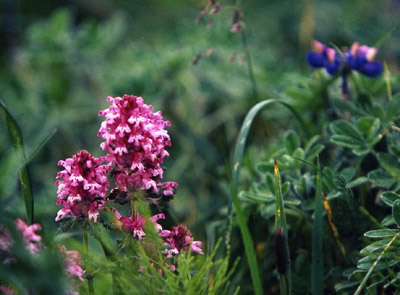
[307,40,342,75]
[346,42,383,77]
[55,150,110,222]
[307,40,383,78]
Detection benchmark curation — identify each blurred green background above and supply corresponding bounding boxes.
[0,0,399,292]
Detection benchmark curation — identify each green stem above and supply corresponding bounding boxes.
[241,30,259,99]
[83,229,95,295]
[312,157,323,295]
[354,232,400,295]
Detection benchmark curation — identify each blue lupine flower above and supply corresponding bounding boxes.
[307,40,383,78]
[307,40,342,75]
[346,42,383,77]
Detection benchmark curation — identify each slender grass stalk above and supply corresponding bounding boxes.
[312,157,323,295]
[354,231,400,295]
[83,229,95,295]
[0,99,34,224]
[228,99,311,295]
[274,160,291,295]
[240,30,258,99]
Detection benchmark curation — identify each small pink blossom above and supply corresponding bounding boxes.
[59,246,84,282]
[55,150,110,222]
[160,224,203,258]
[98,95,176,196]
[110,208,165,240]
[0,285,15,295]
[0,226,14,264]
[14,219,42,256]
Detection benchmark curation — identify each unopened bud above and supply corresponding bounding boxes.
[274,227,290,275]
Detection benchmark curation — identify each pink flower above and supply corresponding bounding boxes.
[0,226,14,264]
[14,219,42,256]
[0,285,15,295]
[55,150,110,222]
[59,246,84,282]
[160,224,203,258]
[110,208,165,240]
[98,95,176,196]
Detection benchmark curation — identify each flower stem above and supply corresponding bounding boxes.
[83,229,95,295]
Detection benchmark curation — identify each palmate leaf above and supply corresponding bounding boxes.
[0,99,34,224]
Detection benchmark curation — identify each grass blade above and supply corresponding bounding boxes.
[0,99,34,224]
[312,156,323,295]
[274,160,291,295]
[228,99,311,295]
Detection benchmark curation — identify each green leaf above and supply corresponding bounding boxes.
[306,144,324,162]
[0,99,34,224]
[392,200,400,227]
[347,177,368,188]
[330,120,364,141]
[364,229,399,238]
[381,192,400,207]
[368,169,395,188]
[382,215,395,227]
[284,130,300,154]
[239,191,275,203]
[330,135,368,155]
[377,153,400,183]
[356,117,380,142]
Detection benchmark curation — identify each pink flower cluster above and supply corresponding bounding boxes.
[161,224,203,258]
[55,150,110,222]
[15,218,42,256]
[98,95,178,196]
[110,208,203,258]
[110,208,165,240]
[59,246,84,282]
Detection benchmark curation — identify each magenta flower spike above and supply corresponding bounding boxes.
[55,150,110,222]
[98,94,178,197]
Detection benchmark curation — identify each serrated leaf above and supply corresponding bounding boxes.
[364,229,399,238]
[284,130,300,154]
[381,191,400,207]
[368,169,395,188]
[393,199,400,227]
